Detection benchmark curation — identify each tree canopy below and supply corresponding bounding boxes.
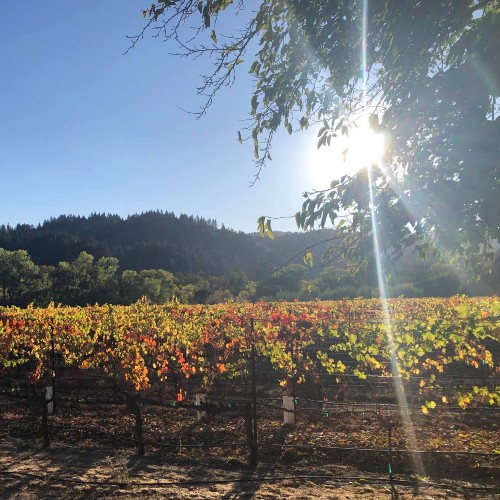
[136,1,499,276]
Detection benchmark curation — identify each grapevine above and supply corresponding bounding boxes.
[1,296,498,411]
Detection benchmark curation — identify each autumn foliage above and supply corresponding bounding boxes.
[0,297,498,411]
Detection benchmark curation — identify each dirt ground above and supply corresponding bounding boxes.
[1,385,499,499]
[1,439,498,500]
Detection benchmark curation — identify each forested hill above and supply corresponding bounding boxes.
[0,212,335,279]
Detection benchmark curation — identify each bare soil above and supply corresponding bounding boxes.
[1,392,498,499]
[0,439,498,499]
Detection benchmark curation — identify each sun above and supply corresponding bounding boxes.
[346,122,386,171]
[308,120,386,188]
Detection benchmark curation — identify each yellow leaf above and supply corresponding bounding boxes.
[265,220,274,240]
[303,251,313,267]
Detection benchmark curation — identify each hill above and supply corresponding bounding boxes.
[0,211,336,279]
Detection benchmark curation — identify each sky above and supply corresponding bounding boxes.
[0,1,352,233]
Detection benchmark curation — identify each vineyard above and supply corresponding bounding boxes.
[1,296,499,497]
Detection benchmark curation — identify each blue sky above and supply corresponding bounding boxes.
[1,1,345,233]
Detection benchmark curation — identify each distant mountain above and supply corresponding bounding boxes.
[0,211,337,279]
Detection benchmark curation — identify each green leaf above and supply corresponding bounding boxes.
[210,30,217,43]
[320,209,329,228]
[257,216,265,237]
[202,5,210,27]
[303,251,313,267]
[317,126,328,137]
[336,219,346,230]
[251,95,258,113]
[491,301,500,316]
[457,303,470,319]
[295,212,301,227]
[265,220,274,240]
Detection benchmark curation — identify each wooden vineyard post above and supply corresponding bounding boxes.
[245,401,257,467]
[250,318,258,466]
[41,388,50,447]
[388,422,397,499]
[132,395,145,455]
[283,396,295,425]
[289,335,295,400]
[286,313,298,403]
[195,394,207,421]
[46,386,54,415]
[50,332,56,413]
[315,324,324,406]
[244,318,259,467]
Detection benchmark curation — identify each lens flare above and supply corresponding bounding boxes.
[362,0,425,478]
[367,167,425,477]
[345,123,385,169]
[309,123,385,188]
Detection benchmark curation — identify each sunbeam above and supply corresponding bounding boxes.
[377,164,489,292]
[368,166,426,478]
[361,0,426,479]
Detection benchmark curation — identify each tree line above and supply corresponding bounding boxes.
[1,246,497,308]
[0,246,261,307]
[0,211,340,280]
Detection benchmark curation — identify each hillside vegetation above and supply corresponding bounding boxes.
[0,211,498,307]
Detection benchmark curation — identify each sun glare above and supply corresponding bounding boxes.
[347,123,385,170]
[309,121,385,188]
